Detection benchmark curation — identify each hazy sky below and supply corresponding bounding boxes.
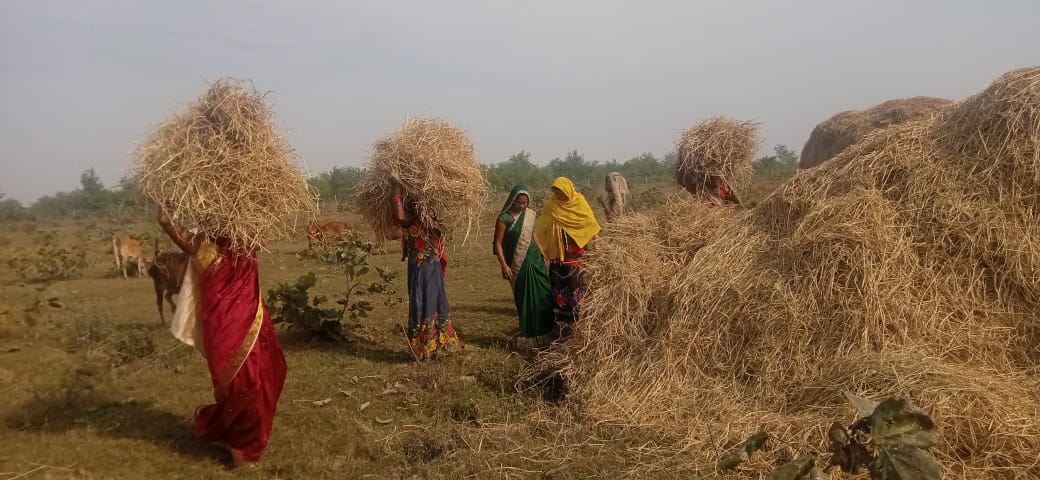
[1,1,1038,203]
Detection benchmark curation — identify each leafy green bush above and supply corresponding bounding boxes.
[266,272,343,340]
[270,233,400,341]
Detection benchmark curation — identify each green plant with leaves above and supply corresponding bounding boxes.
[266,272,344,341]
[273,233,400,341]
[749,393,942,480]
[832,394,942,480]
[301,233,400,316]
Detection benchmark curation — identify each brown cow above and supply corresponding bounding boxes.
[306,219,357,249]
[146,241,189,326]
[112,236,152,279]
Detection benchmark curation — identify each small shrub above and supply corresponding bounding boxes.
[266,272,343,341]
[449,400,480,425]
[276,234,399,341]
[7,234,88,282]
[66,317,156,366]
[402,434,449,464]
[66,316,115,353]
[112,329,157,365]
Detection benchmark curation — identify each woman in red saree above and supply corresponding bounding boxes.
[158,208,286,466]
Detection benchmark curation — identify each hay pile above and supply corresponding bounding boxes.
[799,96,952,169]
[548,67,1040,478]
[674,117,757,195]
[134,78,316,251]
[356,118,488,240]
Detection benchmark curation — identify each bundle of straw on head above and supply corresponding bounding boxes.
[674,117,757,195]
[134,78,316,252]
[799,96,952,169]
[356,117,489,241]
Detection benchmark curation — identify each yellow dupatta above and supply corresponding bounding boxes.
[535,177,601,261]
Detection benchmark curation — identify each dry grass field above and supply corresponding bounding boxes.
[0,180,787,480]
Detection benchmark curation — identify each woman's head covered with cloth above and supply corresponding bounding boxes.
[535,177,601,261]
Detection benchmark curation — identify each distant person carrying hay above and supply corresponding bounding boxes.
[355,117,486,359]
[674,117,755,207]
[535,177,601,322]
[391,181,463,360]
[493,185,554,349]
[701,175,742,207]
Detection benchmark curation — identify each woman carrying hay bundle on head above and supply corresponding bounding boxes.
[135,78,315,466]
[391,182,463,360]
[494,185,554,349]
[157,207,286,467]
[700,175,742,207]
[675,117,755,207]
[536,177,601,322]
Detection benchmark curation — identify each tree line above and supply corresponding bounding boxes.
[0,145,798,221]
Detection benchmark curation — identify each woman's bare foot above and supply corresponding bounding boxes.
[231,451,259,469]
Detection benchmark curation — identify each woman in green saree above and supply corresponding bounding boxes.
[493,185,554,347]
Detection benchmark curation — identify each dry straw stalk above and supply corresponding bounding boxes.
[544,66,1040,478]
[799,96,952,169]
[134,78,316,251]
[356,117,489,242]
[674,117,758,195]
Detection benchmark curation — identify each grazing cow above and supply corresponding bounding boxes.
[112,236,151,279]
[147,242,189,326]
[306,219,357,249]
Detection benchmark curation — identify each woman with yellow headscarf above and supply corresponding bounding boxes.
[535,177,601,320]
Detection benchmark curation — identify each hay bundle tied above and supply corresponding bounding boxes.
[356,118,488,240]
[544,66,1040,478]
[674,117,757,195]
[134,78,316,251]
[799,96,952,169]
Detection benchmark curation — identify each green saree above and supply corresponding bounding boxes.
[499,192,554,338]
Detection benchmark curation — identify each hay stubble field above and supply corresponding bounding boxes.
[0,181,748,480]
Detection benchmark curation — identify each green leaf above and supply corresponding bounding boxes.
[719,432,769,470]
[767,457,815,480]
[871,399,939,449]
[870,442,943,480]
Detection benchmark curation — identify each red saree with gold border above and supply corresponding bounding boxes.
[191,243,286,462]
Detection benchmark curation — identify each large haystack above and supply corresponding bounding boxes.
[799,96,952,169]
[135,78,316,251]
[548,67,1040,478]
[355,118,488,241]
[674,117,757,195]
